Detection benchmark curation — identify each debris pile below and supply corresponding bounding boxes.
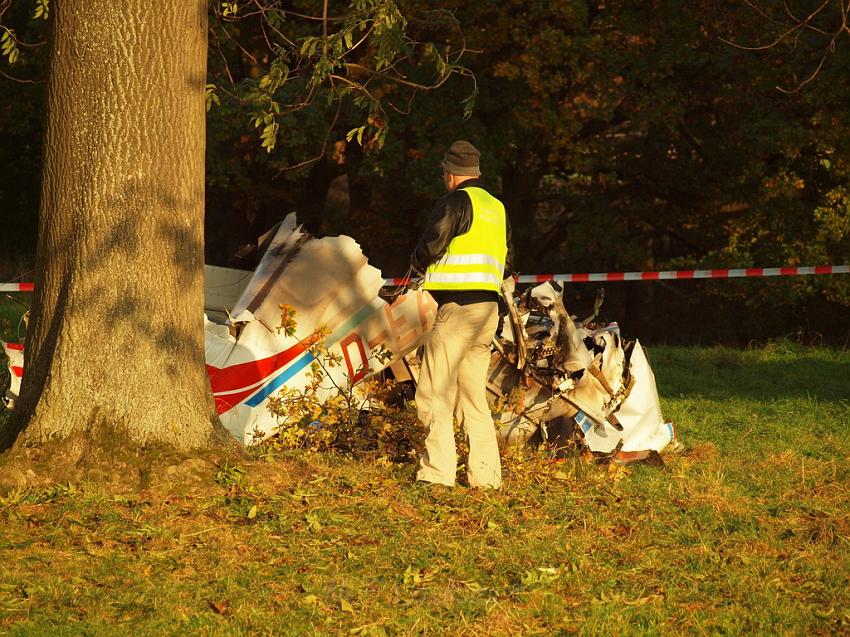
[2,216,675,465]
[487,279,676,464]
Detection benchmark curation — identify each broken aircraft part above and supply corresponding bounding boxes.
[2,218,674,463]
[1,341,22,409]
[204,213,438,444]
[487,281,675,460]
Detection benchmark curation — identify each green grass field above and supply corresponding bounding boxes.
[1,302,849,635]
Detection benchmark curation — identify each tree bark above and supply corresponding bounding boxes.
[5,0,220,451]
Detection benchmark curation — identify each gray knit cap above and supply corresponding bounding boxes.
[442,140,481,177]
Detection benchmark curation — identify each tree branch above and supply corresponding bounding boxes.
[722,0,848,92]
[273,96,343,177]
[0,67,43,84]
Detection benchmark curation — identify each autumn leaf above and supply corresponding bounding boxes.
[208,599,231,615]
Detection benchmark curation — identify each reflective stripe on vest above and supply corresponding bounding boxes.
[424,186,507,293]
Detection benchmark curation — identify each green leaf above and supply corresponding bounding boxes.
[346,126,365,143]
[247,504,258,519]
[260,120,279,152]
[304,512,322,531]
[301,36,319,57]
[205,84,220,112]
[33,0,49,19]
[461,86,478,120]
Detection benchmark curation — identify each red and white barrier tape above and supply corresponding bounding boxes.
[0,282,34,292]
[2,265,848,292]
[383,265,850,287]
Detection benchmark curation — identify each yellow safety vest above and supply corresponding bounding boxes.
[424,186,507,293]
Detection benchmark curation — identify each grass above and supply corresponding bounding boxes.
[0,294,28,345]
[0,299,849,634]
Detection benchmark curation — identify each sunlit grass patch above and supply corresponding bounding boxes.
[0,345,848,634]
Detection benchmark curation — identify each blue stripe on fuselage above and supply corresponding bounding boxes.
[244,301,378,408]
[245,351,316,407]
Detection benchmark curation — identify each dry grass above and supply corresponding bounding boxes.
[0,340,848,635]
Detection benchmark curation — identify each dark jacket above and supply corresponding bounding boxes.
[411,179,513,306]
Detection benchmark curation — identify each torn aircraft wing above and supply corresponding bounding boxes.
[204,214,438,444]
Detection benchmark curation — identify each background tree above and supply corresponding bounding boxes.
[201,0,474,267]
[1,0,848,359]
[0,0,45,277]
[0,0,475,454]
[311,0,850,343]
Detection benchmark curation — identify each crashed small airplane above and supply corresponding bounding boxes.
[2,215,676,463]
[488,278,676,463]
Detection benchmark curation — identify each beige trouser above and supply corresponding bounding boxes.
[416,301,501,489]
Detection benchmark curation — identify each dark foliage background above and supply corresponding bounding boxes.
[2,0,848,345]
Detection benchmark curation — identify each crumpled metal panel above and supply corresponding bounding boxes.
[204,265,252,324]
[1,341,22,409]
[580,340,673,453]
[204,214,438,444]
[489,281,675,457]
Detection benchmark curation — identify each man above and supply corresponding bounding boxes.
[411,140,509,489]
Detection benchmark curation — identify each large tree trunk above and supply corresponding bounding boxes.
[5,0,219,451]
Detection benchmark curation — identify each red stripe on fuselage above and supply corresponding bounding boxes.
[206,332,321,395]
[213,387,262,415]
